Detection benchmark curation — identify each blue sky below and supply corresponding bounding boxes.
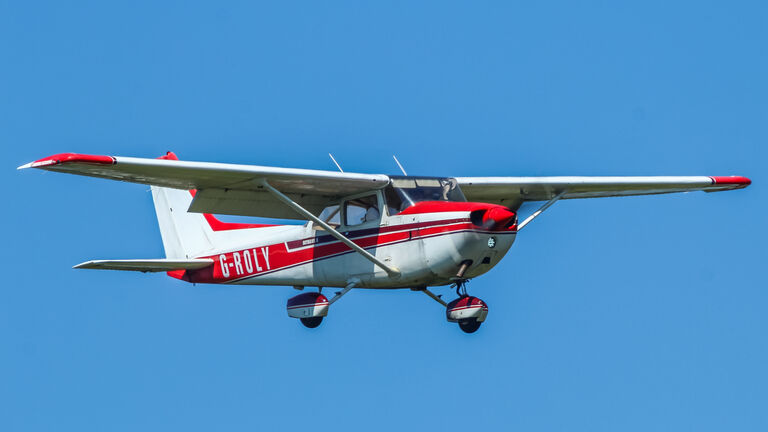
[1,1,766,430]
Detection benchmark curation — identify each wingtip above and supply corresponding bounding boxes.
[17,153,116,171]
[710,176,752,187]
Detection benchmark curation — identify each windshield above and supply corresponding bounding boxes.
[384,177,466,215]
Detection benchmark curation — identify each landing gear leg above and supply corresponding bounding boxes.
[454,279,469,297]
[452,259,472,297]
[416,287,448,307]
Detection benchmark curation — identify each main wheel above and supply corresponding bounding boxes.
[300,317,323,328]
[458,319,482,333]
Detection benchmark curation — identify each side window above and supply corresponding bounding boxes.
[317,204,341,229]
[344,194,380,226]
[384,185,406,215]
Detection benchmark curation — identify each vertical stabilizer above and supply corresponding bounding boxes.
[151,186,214,259]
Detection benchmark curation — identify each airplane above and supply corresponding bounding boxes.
[18,151,751,333]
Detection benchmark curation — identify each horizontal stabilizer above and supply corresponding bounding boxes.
[73,259,214,272]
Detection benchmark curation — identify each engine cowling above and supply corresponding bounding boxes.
[287,292,329,319]
[446,296,488,323]
[470,207,517,231]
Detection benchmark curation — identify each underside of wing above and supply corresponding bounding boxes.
[73,259,214,272]
[457,176,751,209]
[18,152,390,219]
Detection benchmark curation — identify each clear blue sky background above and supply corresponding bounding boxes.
[1,1,766,430]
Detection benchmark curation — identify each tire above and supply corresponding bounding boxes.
[300,317,323,328]
[458,319,481,333]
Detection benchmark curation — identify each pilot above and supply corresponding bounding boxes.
[364,205,380,222]
[441,179,455,201]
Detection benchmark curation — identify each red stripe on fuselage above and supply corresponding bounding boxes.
[284,218,470,251]
[177,220,509,284]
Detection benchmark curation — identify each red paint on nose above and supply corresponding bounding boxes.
[484,207,517,231]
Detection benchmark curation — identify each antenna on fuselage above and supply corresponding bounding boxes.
[328,153,344,173]
[392,155,408,176]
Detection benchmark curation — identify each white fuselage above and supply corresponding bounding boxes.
[178,209,517,289]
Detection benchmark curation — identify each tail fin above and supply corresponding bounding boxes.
[151,185,215,259]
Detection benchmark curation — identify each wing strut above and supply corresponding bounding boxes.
[517,190,567,231]
[260,180,401,278]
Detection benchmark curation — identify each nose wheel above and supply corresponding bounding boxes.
[300,317,323,328]
[446,291,488,333]
[458,318,482,333]
[447,261,488,333]
[418,279,489,333]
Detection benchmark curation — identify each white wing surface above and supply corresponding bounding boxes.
[19,153,750,215]
[457,176,751,209]
[18,152,390,219]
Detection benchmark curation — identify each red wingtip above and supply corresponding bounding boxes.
[157,151,179,161]
[710,176,752,187]
[21,153,116,169]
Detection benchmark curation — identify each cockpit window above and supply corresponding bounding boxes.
[316,204,341,229]
[384,176,465,214]
[384,186,406,215]
[344,194,380,226]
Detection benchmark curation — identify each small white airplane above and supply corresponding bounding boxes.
[19,152,751,332]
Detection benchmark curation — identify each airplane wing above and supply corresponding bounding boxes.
[73,259,214,272]
[19,153,751,217]
[456,176,751,209]
[18,152,390,219]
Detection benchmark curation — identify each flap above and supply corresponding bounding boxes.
[188,188,333,219]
